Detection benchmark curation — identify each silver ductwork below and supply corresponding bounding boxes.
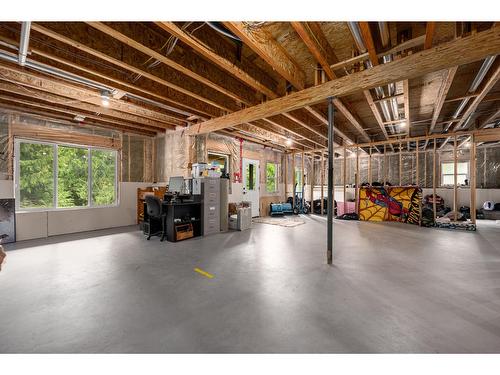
[378,22,390,48]
[347,22,403,135]
[0,50,192,118]
[347,22,366,53]
[444,55,497,132]
[18,22,31,66]
[0,50,110,91]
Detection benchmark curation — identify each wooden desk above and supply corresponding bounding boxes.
[137,187,166,224]
[143,200,202,242]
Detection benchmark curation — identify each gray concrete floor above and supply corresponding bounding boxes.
[1,217,500,353]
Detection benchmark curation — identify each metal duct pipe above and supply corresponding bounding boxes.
[347,23,396,133]
[206,22,242,42]
[18,22,31,66]
[347,22,366,52]
[444,55,497,132]
[378,22,390,48]
[469,55,496,92]
[0,50,192,118]
[0,50,111,91]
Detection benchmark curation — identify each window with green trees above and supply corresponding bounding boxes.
[266,162,278,192]
[92,149,116,206]
[16,140,117,210]
[19,142,54,208]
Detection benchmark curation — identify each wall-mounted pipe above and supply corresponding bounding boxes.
[18,22,31,66]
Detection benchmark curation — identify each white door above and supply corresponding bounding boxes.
[243,158,260,217]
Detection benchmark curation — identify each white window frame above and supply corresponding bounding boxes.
[440,160,469,187]
[266,162,279,193]
[14,138,119,212]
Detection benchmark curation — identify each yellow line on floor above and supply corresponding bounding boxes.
[194,267,214,279]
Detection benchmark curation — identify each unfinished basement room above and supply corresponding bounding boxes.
[1,11,500,364]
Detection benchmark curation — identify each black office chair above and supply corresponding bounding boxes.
[144,195,166,241]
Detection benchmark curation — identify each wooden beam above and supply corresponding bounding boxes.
[291,23,370,143]
[430,67,458,133]
[424,22,436,49]
[364,89,389,139]
[261,118,326,148]
[29,46,206,119]
[454,63,500,130]
[0,103,153,137]
[235,122,290,148]
[479,107,500,128]
[291,22,338,80]
[224,22,306,90]
[155,22,278,99]
[185,27,500,135]
[330,53,369,71]
[0,65,173,130]
[373,93,404,104]
[304,106,354,144]
[0,92,161,135]
[282,112,327,141]
[403,79,410,133]
[30,23,230,113]
[333,98,371,142]
[358,22,379,66]
[218,129,285,151]
[10,122,122,149]
[86,22,251,106]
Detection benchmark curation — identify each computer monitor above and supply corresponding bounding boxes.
[168,176,185,194]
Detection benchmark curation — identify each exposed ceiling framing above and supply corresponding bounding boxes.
[0,21,496,152]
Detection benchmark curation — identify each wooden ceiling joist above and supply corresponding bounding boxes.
[27,47,204,119]
[0,62,181,127]
[364,90,390,139]
[453,62,500,130]
[291,22,338,80]
[0,64,174,130]
[403,79,410,132]
[358,22,379,66]
[424,22,436,49]
[479,107,500,128]
[0,102,155,136]
[154,22,278,99]
[303,105,354,145]
[429,66,458,133]
[224,22,306,90]
[30,23,231,114]
[185,26,500,135]
[260,118,327,148]
[85,22,258,106]
[0,90,161,134]
[290,22,370,143]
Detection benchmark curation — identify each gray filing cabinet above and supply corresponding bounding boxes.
[202,177,220,235]
[220,178,229,232]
